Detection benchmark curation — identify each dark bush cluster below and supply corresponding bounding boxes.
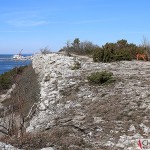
[71,61,81,70]
[87,71,114,85]
[59,38,148,62]
[93,39,146,62]
[0,66,26,93]
[59,38,99,56]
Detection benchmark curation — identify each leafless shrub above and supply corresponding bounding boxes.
[141,36,150,59]
[40,47,51,55]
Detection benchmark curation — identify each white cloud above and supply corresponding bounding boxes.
[68,18,118,25]
[1,9,49,27]
[0,30,33,33]
[1,10,38,17]
[7,20,48,27]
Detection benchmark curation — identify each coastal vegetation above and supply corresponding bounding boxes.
[59,38,150,62]
[87,71,114,85]
[59,38,99,56]
[40,47,51,54]
[92,40,146,62]
[71,61,81,70]
[0,66,26,94]
[0,38,150,149]
[0,65,40,148]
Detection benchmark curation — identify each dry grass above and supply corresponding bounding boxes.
[0,127,91,150]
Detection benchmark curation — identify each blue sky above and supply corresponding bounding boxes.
[0,0,150,54]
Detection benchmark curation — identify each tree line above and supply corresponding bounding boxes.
[59,38,150,62]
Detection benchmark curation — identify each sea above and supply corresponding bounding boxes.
[0,54,32,75]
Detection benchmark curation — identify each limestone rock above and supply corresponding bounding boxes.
[26,53,150,149]
[0,142,21,150]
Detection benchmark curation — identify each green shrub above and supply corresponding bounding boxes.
[114,49,132,61]
[93,48,104,62]
[87,71,114,85]
[0,76,11,90]
[92,39,147,62]
[71,61,81,70]
[59,38,99,56]
[93,44,115,62]
[0,66,27,92]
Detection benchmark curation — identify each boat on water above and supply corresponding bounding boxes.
[12,49,32,60]
[13,54,32,60]
[13,54,25,60]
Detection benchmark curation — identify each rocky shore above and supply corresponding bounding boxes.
[27,53,150,149]
[0,53,150,149]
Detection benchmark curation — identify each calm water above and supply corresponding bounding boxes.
[0,54,32,74]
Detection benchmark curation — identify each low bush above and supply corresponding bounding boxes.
[87,71,114,85]
[114,49,132,61]
[92,39,146,62]
[40,47,51,55]
[71,61,81,70]
[0,66,26,92]
[93,48,104,62]
[93,46,115,62]
[59,38,99,56]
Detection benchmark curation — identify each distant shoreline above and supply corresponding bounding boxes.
[0,54,33,57]
[0,54,32,75]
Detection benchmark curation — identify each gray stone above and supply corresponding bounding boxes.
[25,53,150,149]
[0,142,21,150]
[41,147,54,150]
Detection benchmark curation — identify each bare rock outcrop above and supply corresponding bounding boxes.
[0,142,21,150]
[27,53,150,149]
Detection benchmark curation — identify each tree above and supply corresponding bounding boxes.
[80,41,99,55]
[72,38,80,50]
[40,47,51,55]
[65,40,71,56]
[141,36,150,60]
